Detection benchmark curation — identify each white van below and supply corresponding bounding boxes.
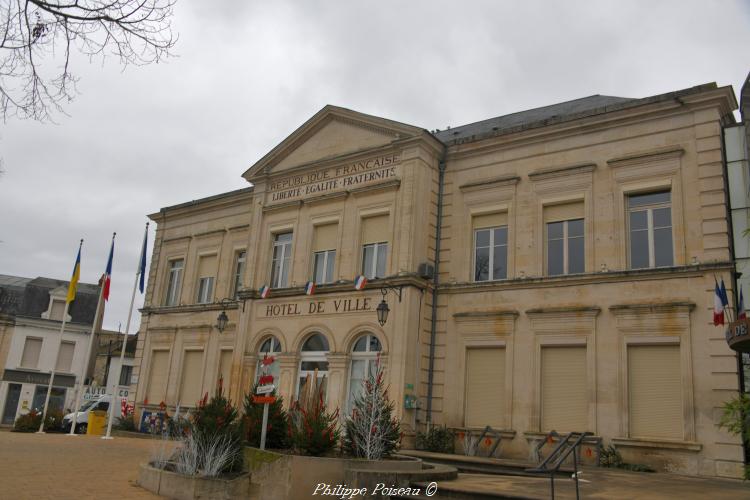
[62,395,112,434]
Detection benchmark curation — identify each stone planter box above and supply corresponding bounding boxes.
[137,463,250,499]
[244,447,426,500]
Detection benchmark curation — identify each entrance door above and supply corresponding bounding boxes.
[2,384,22,425]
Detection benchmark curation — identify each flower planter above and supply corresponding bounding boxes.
[137,463,250,499]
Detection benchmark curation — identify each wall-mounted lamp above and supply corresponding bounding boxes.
[215,298,235,333]
[376,284,403,327]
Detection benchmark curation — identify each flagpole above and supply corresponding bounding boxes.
[104,223,148,439]
[38,239,82,434]
[69,233,115,435]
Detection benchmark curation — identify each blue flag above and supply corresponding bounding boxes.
[719,278,729,307]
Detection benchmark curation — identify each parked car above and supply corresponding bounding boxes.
[62,395,111,434]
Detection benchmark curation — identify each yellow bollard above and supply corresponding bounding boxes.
[86,410,107,435]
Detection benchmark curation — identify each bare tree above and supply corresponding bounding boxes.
[0,0,177,122]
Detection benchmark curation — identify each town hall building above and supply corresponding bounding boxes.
[131,81,745,478]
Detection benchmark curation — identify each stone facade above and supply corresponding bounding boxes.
[133,83,745,477]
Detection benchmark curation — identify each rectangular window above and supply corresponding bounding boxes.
[628,344,682,439]
[628,191,673,269]
[50,300,66,321]
[313,250,336,284]
[546,219,584,275]
[146,350,170,405]
[474,227,507,281]
[541,346,588,432]
[465,348,506,428]
[362,243,387,279]
[270,232,293,288]
[179,350,204,406]
[232,251,246,298]
[55,341,75,373]
[312,224,338,284]
[361,215,389,279]
[119,365,133,386]
[20,337,43,369]
[164,259,184,306]
[195,255,217,304]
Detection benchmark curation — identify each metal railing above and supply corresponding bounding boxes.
[525,431,592,500]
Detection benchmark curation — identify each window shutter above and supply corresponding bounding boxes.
[362,215,389,244]
[628,344,682,439]
[50,300,66,321]
[541,346,588,432]
[313,224,338,252]
[146,350,170,404]
[197,255,217,278]
[465,348,506,428]
[21,337,43,369]
[179,350,204,406]
[543,201,584,223]
[56,341,75,372]
[472,212,507,230]
[218,350,233,388]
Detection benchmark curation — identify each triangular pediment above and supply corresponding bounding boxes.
[243,105,427,181]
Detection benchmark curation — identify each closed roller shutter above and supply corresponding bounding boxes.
[197,254,217,278]
[146,350,170,404]
[465,348,505,428]
[541,346,588,432]
[543,201,584,223]
[21,337,43,369]
[473,212,507,230]
[56,341,75,372]
[218,350,233,390]
[362,215,389,244]
[50,300,66,321]
[628,344,682,440]
[313,224,338,252]
[179,350,204,406]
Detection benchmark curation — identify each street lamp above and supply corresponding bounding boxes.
[376,284,403,326]
[215,298,235,333]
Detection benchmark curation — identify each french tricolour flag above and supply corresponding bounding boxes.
[305,281,315,295]
[714,280,725,326]
[354,275,367,290]
[739,288,746,320]
[259,285,270,299]
[102,235,115,301]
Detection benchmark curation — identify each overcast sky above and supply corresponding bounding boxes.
[1,0,750,332]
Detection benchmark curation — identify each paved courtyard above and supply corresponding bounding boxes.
[0,429,160,499]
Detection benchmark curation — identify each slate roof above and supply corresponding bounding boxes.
[0,273,100,324]
[434,83,720,145]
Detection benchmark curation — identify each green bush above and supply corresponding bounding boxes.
[243,385,289,449]
[12,409,63,433]
[190,388,244,473]
[599,444,654,473]
[416,425,454,453]
[718,393,750,480]
[114,414,138,432]
[288,397,340,456]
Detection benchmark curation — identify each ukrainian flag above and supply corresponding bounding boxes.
[66,241,82,304]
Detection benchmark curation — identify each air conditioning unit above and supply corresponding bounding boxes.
[417,262,435,280]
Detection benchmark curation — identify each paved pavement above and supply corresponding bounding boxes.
[0,429,161,499]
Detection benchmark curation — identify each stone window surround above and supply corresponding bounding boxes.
[609,301,697,446]
[264,220,295,288]
[40,292,71,322]
[191,251,220,305]
[356,205,393,279]
[609,147,685,270]
[141,346,173,408]
[453,310,518,431]
[306,214,342,283]
[177,346,206,407]
[526,306,600,434]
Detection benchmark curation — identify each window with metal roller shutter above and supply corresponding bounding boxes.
[179,350,204,406]
[541,346,588,432]
[362,215,389,244]
[55,341,75,372]
[543,201,584,223]
[472,212,507,230]
[146,350,170,404]
[628,344,682,440]
[20,337,43,369]
[465,347,506,428]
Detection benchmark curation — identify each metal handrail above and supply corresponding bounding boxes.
[525,431,592,500]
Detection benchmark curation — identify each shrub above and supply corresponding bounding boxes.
[288,373,340,456]
[599,444,655,473]
[416,425,454,454]
[13,409,63,433]
[114,415,138,432]
[343,355,401,459]
[243,384,289,449]
[718,394,750,480]
[187,386,244,474]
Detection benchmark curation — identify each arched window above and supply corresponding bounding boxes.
[346,334,382,414]
[255,336,282,386]
[297,333,330,399]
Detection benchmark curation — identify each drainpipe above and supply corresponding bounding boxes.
[426,147,447,426]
